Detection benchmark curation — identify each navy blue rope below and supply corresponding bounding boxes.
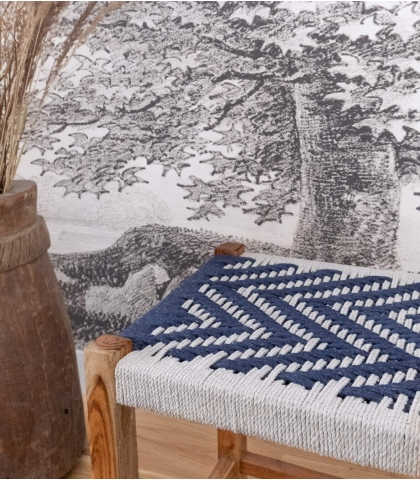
[120,255,420,409]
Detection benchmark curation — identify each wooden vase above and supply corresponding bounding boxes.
[0,180,85,478]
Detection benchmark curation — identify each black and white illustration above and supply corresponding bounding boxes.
[18,1,420,347]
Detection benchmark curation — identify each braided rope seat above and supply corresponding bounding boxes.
[117,251,420,477]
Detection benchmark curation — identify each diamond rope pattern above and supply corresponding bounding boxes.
[121,254,420,413]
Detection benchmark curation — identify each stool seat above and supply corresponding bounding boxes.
[116,253,420,477]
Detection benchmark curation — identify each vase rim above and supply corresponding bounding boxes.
[0,179,37,197]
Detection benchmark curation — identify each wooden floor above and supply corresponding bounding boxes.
[66,399,408,479]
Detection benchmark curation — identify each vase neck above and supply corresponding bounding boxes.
[0,181,37,236]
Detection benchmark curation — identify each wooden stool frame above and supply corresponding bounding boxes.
[84,243,394,479]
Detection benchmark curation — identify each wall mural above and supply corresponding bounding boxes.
[18,1,420,348]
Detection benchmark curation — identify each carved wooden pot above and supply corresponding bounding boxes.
[0,180,85,478]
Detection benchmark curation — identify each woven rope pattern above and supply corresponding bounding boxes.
[117,253,420,475]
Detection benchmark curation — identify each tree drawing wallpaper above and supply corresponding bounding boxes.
[18,1,420,348]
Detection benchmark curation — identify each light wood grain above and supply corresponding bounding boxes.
[85,335,138,479]
[240,451,337,479]
[209,455,236,479]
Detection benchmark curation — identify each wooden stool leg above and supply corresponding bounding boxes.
[212,243,245,478]
[214,242,245,256]
[209,429,247,479]
[85,334,138,479]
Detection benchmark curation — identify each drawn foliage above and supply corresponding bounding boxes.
[25,2,420,344]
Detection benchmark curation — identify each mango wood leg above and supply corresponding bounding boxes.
[214,242,245,256]
[209,429,247,479]
[85,334,138,479]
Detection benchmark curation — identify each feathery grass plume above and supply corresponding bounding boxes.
[0,1,122,194]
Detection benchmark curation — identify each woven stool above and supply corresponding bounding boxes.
[85,243,420,478]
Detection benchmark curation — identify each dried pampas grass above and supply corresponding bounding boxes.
[0,1,122,194]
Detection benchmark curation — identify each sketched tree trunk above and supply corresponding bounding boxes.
[292,79,400,267]
[26,2,420,269]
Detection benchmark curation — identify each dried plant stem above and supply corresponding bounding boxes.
[0,1,123,194]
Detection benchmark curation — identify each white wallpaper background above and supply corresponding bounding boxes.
[18,1,420,347]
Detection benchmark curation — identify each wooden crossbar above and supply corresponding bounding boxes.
[209,450,334,480]
[208,429,338,479]
[240,451,337,479]
[209,455,236,479]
